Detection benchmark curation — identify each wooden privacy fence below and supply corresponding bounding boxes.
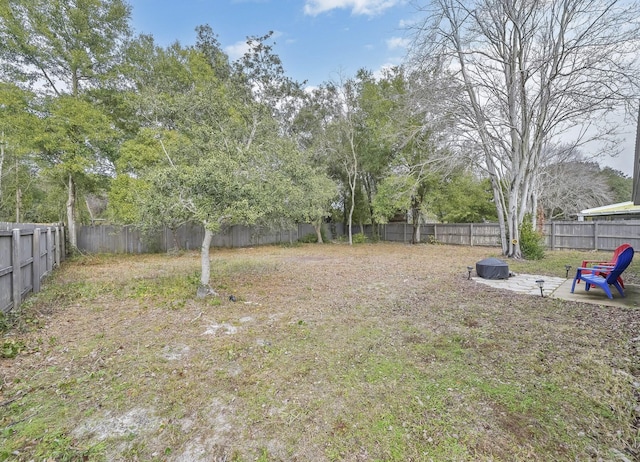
[77,220,640,254]
[0,223,65,314]
[337,221,640,250]
[77,223,343,254]
[429,221,640,251]
[544,221,640,251]
[354,223,500,246]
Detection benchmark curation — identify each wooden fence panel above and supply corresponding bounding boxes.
[592,222,640,251]
[542,221,640,251]
[78,223,324,253]
[472,223,501,247]
[19,231,34,298]
[0,232,12,313]
[0,225,65,314]
[435,224,472,246]
[544,222,594,250]
[38,230,48,283]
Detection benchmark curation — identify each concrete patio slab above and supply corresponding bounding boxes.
[551,278,640,308]
[472,273,640,308]
[472,273,565,297]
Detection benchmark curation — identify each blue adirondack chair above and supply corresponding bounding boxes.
[571,246,634,299]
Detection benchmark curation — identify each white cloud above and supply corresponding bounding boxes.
[304,0,403,16]
[386,36,410,50]
[224,40,250,61]
[373,62,398,80]
[225,31,285,61]
[398,17,419,28]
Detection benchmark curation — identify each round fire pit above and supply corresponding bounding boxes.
[476,257,509,280]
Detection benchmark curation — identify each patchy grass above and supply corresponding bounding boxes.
[1,243,638,461]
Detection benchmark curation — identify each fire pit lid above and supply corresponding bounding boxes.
[476,257,509,280]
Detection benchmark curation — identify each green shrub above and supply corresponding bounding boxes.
[352,232,368,244]
[520,216,545,260]
[298,233,318,243]
[298,225,328,244]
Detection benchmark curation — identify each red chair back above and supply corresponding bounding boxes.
[610,243,632,264]
[605,247,634,284]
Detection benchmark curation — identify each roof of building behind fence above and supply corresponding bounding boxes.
[578,201,640,220]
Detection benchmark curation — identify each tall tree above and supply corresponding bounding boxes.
[537,160,611,220]
[0,83,40,221]
[356,68,402,238]
[232,31,307,137]
[372,67,459,242]
[600,167,632,204]
[120,40,332,295]
[330,78,362,245]
[302,79,362,244]
[428,172,498,223]
[0,0,131,244]
[410,0,640,257]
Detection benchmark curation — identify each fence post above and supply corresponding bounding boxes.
[60,226,66,260]
[47,227,53,273]
[12,229,21,311]
[33,228,41,294]
[469,224,474,246]
[550,222,556,250]
[54,226,61,267]
[593,222,599,250]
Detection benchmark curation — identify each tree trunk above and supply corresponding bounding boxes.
[487,172,508,255]
[66,173,77,249]
[197,226,218,298]
[15,186,21,223]
[0,134,4,204]
[364,176,379,240]
[346,128,358,245]
[347,171,356,245]
[314,220,324,244]
[15,155,20,223]
[411,201,421,244]
[507,184,522,258]
[171,227,181,250]
[412,220,421,244]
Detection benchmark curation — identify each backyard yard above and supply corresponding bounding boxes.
[0,243,639,461]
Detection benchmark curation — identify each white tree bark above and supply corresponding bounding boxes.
[313,219,324,244]
[346,133,358,246]
[197,226,218,298]
[0,133,4,205]
[411,0,640,257]
[66,173,77,249]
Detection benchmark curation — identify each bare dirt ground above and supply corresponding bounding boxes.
[1,243,639,461]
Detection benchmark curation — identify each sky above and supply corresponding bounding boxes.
[126,0,638,177]
[127,0,415,87]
